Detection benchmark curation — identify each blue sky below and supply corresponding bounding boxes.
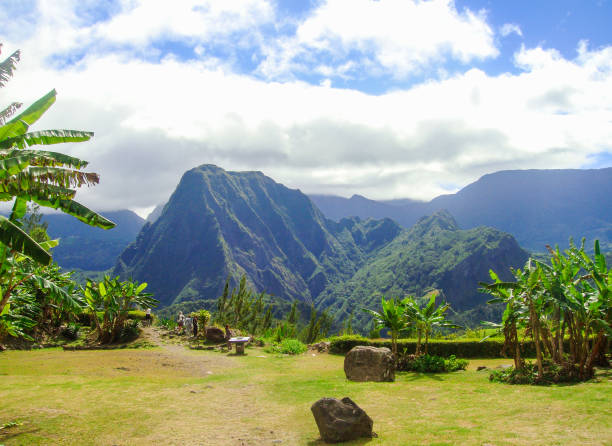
[1,0,611,215]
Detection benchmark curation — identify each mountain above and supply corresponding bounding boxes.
[316,211,528,329]
[114,165,527,330]
[115,164,363,307]
[44,210,145,271]
[310,168,612,252]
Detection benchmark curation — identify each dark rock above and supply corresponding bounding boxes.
[309,341,331,353]
[477,366,488,371]
[344,346,395,382]
[205,326,226,343]
[311,397,374,443]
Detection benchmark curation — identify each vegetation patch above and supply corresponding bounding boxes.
[397,354,469,373]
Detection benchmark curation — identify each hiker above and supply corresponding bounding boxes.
[144,308,152,326]
[177,311,185,333]
[225,324,232,350]
[184,317,193,336]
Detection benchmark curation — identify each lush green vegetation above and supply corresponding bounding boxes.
[0,45,116,345]
[480,240,611,383]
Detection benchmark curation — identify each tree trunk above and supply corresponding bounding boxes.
[584,330,605,377]
[416,330,422,356]
[529,300,544,378]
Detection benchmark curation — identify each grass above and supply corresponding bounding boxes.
[1,346,611,445]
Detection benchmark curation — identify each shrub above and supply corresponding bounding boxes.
[328,336,546,358]
[489,360,582,385]
[156,318,177,331]
[119,319,140,342]
[61,322,80,341]
[127,310,146,320]
[397,354,468,373]
[265,338,307,355]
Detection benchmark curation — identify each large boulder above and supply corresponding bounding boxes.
[344,346,395,382]
[311,397,375,443]
[205,326,225,343]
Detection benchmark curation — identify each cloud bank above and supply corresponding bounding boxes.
[1,0,610,216]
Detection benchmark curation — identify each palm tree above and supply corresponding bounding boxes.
[362,296,408,356]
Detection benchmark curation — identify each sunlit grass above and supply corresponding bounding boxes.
[1,347,611,445]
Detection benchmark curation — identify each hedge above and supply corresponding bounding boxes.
[328,335,552,358]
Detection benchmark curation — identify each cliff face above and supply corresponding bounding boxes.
[115,165,360,306]
[115,165,528,330]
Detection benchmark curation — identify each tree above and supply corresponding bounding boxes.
[82,275,157,344]
[481,240,612,381]
[0,43,115,322]
[362,296,408,356]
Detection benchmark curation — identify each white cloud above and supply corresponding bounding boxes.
[2,3,611,213]
[259,0,498,79]
[500,23,523,37]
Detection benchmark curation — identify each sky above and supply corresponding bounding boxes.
[1,0,611,218]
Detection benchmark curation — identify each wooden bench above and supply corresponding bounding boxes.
[228,336,250,354]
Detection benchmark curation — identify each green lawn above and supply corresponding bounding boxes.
[1,346,611,445]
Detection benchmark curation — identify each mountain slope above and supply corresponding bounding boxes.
[114,165,528,331]
[115,165,361,307]
[316,211,529,328]
[310,168,612,251]
[44,210,145,270]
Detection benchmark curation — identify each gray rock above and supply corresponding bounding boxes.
[311,397,375,443]
[344,346,395,382]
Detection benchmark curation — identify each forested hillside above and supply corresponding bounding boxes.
[115,165,527,330]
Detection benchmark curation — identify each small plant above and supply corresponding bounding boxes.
[265,338,307,355]
[489,360,581,385]
[119,319,140,342]
[397,353,468,373]
[194,309,211,328]
[61,322,80,340]
[156,317,177,331]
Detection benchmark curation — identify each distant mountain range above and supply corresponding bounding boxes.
[311,168,612,252]
[114,164,528,329]
[44,210,145,271]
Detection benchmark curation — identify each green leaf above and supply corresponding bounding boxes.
[0,89,57,140]
[0,215,51,265]
[0,129,93,150]
[0,49,20,88]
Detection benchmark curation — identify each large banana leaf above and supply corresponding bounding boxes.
[0,215,51,265]
[0,129,93,150]
[0,89,56,140]
[0,149,89,171]
[0,49,20,88]
[29,195,115,230]
[0,102,22,125]
[0,178,77,200]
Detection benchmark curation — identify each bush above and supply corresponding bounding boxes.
[328,335,547,358]
[156,318,177,331]
[127,310,146,320]
[489,360,582,385]
[397,354,468,373]
[265,338,307,355]
[61,322,80,340]
[119,320,141,342]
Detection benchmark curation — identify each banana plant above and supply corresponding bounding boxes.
[82,276,157,344]
[403,292,460,356]
[362,296,408,356]
[0,44,115,270]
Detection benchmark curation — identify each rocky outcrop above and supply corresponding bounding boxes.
[205,326,225,343]
[311,397,375,443]
[344,346,395,382]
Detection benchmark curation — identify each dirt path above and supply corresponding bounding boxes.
[138,326,234,376]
